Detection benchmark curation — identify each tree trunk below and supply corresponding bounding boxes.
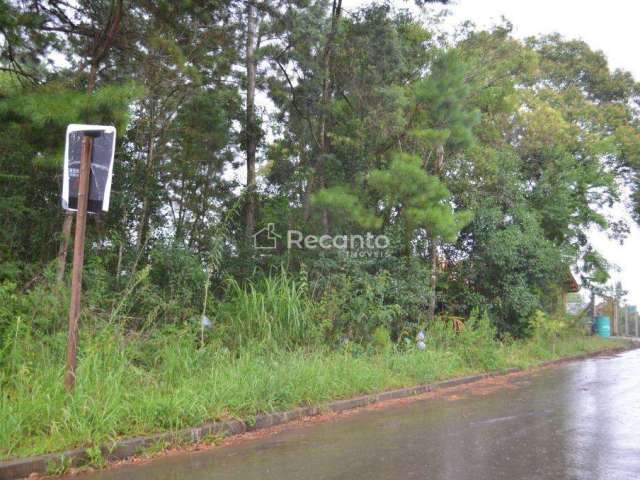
[137,134,155,251]
[245,0,258,238]
[427,145,445,323]
[428,236,438,322]
[115,239,124,279]
[303,0,341,231]
[115,210,127,282]
[56,214,73,283]
[302,174,315,221]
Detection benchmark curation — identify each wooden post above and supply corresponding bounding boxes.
[625,306,629,337]
[65,134,93,392]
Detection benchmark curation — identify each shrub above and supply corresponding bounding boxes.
[528,310,567,355]
[0,280,68,341]
[149,244,207,309]
[371,325,393,354]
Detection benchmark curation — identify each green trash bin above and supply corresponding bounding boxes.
[595,315,611,337]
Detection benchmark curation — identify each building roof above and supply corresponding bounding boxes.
[564,270,580,293]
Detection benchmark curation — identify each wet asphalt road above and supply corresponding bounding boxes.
[83,348,640,480]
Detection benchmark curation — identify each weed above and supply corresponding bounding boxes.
[141,440,170,458]
[85,445,107,469]
[46,455,72,476]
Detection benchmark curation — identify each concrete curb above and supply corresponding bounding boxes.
[0,343,635,479]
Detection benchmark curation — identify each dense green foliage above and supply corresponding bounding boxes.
[2,2,638,340]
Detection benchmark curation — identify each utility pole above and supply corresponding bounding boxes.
[625,305,629,337]
[64,134,93,391]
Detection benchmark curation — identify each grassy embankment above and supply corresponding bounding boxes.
[0,321,626,462]
[0,274,631,461]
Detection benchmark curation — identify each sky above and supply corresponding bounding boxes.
[340,0,640,306]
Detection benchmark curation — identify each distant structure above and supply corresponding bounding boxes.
[561,270,581,314]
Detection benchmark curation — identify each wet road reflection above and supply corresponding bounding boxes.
[81,348,640,480]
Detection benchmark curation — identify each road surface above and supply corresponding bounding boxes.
[83,348,640,480]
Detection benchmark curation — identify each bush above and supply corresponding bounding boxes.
[422,310,505,370]
[318,271,402,343]
[455,310,505,370]
[307,254,428,342]
[0,280,68,342]
[371,325,393,354]
[149,244,207,310]
[528,310,568,355]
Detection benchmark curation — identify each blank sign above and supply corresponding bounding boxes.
[62,124,116,213]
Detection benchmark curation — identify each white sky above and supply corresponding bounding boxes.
[340,0,640,306]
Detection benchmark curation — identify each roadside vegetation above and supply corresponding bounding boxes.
[1,0,639,464]
[0,270,625,460]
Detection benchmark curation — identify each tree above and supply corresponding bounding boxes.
[0,77,137,280]
[244,0,258,238]
[407,51,478,321]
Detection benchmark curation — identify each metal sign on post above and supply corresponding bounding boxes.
[62,124,116,214]
[62,124,116,391]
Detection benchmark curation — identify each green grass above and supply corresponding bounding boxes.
[216,273,320,349]
[0,320,628,461]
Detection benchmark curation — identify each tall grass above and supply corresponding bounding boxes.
[0,312,623,460]
[215,271,321,349]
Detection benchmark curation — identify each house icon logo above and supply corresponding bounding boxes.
[253,223,281,250]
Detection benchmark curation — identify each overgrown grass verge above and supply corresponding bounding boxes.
[0,320,628,461]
